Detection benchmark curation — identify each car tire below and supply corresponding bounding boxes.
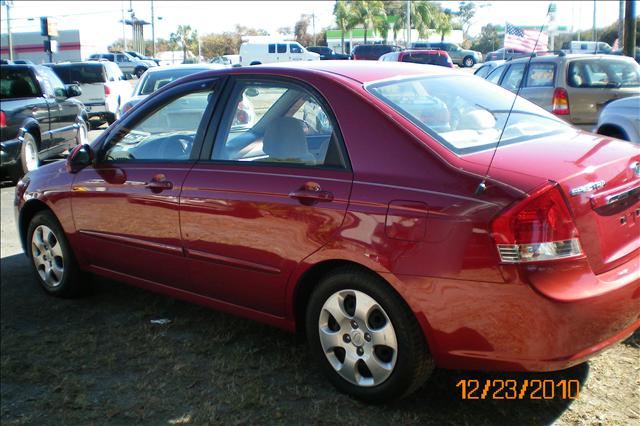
[463,56,475,68]
[306,266,434,403]
[135,67,146,78]
[249,61,262,66]
[20,132,40,176]
[27,211,85,298]
[76,120,89,146]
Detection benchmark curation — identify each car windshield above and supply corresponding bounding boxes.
[53,64,106,84]
[0,68,39,99]
[367,75,572,155]
[139,68,208,95]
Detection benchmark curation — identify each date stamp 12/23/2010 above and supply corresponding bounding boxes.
[456,379,580,400]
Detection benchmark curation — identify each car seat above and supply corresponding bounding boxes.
[262,117,316,165]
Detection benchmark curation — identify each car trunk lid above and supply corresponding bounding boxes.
[464,130,640,274]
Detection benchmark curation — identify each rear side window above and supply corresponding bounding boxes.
[268,44,275,53]
[53,64,106,84]
[500,64,526,90]
[0,68,39,99]
[277,44,287,54]
[526,63,555,87]
[568,59,640,88]
[403,53,448,66]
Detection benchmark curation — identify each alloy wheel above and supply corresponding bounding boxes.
[318,289,398,387]
[31,225,64,288]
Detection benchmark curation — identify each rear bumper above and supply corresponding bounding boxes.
[0,138,22,176]
[396,255,640,372]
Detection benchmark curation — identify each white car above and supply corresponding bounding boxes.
[239,41,320,66]
[596,96,640,143]
[48,61,132,126]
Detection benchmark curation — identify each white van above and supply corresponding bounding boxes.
[566,41,612,54]
[239,42,320,66]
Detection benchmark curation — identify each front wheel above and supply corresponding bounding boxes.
[27,211,84,298]
[463,56,476,68]
[306,267,434,403]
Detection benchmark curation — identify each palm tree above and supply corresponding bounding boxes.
[435,11,453,42]
[352,0,386,44]
[390,0,440,45]
[334,1,354,53]
[169,25,197,61]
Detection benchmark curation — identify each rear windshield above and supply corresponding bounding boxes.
[568,59,640,88]
[0,68,39,99]
[139,68,209,95]
[52,64,106,84]
[367,75,572,155]
[402,53,449,66]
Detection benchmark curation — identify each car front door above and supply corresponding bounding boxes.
[71,78,218,287]
[179,78,353,316]
[115,53,134,75]
[37,67,78,152]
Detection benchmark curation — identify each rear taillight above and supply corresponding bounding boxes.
[0,111,6,128]
[104,85,111,96]
[552,87,570,115]
[491,183,583,263]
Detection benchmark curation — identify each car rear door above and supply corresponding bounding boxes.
[71,78,219,288]
[179,77,353,316]
[565,57,640,126]
[518,62,556,112]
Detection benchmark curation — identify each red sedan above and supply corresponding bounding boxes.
[14,61,640,402]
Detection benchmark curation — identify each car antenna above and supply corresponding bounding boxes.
[475,5,553,196]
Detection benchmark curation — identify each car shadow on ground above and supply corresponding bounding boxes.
[1,252,589,425]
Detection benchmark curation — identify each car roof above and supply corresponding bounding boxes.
[145,64,226,74]
[213,61,464,84]
[507,53,637,64]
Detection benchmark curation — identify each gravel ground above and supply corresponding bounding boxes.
[1,108,638,425]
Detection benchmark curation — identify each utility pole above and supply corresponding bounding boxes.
[406,0,411,47]
[151,0,156,56]
[623,0,636,57]
[592,0,597,41]
[121,3,127,50]
[312,11,316,46]
[3,0,14,61]
[618,0,625,48]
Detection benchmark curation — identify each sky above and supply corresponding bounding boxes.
[0,1,630,48]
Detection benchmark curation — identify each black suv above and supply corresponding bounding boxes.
[351,44,402,60]
[1,64,88,182]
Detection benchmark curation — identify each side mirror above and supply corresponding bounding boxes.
[66,144,93,173]
[65,84,82,98]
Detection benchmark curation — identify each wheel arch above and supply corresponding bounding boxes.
[20,120,42,147]
[596,123,630,141]
[18,199,52,253]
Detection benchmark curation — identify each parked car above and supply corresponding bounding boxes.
[46,61,132,127]
[595,96,640,143]
[484,48,527,61]
[88,52,155,78]
[410,41,482,67]
[0,64,87,182]
[379,49,453,68]
[126,50,161,66]
[482,53,640,130]
[306,46,350,60]
[612,47,640,64]
[351,44,402,60]
[562,41,612,54]
[210,55,241,66]
[473,60,506,78]
[14,62,640,403]
[239,41,320,66]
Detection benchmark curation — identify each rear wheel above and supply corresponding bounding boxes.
[20,133,39,176]
[463,56,475,68]
[27,211,84,298]
[306,267,434,403]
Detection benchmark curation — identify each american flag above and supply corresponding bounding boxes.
[504,23,548,53]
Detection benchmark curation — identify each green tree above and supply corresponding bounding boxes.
[334,0,357,53]
[169,25,199,59]
[435,11,453,42]
[294,14,314,46]
[352,0,386,43]
[387,0,440,44]
[457,1,476,42]
[470,23,501,53]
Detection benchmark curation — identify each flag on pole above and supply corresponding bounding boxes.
[504,23,549,53]
[612,38,619,50]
